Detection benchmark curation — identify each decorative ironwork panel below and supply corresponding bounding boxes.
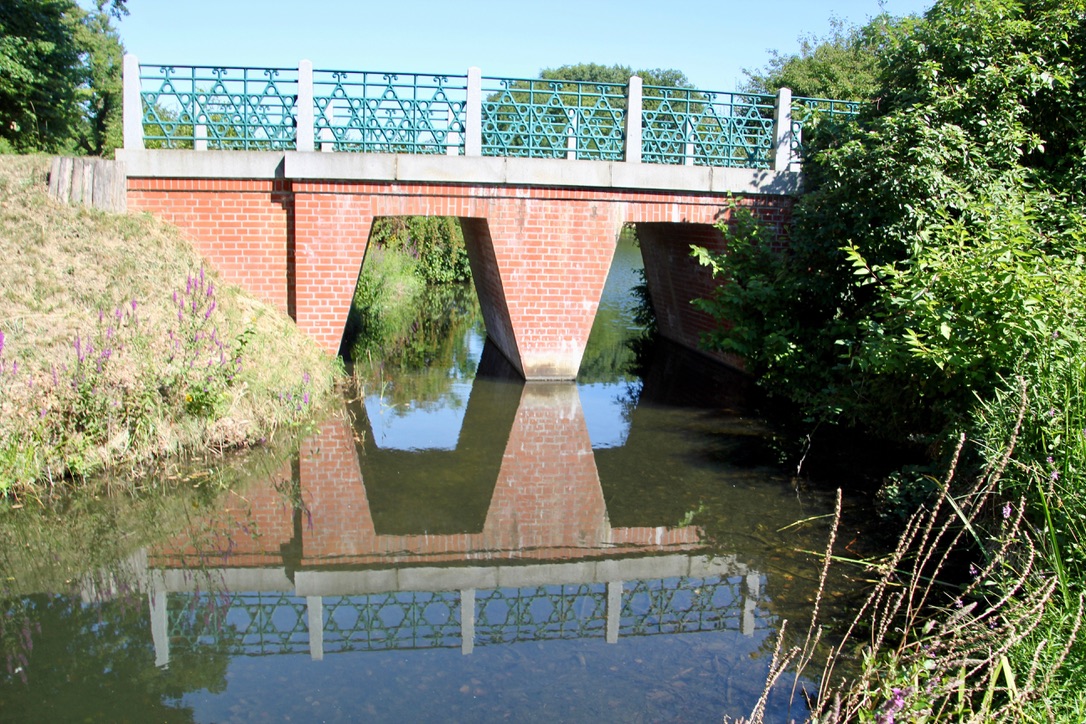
[480,77,627,161]
[474,583,608,644]
[312,70,468,154]
[168,591,309,655]
[140,65,298,150]
[163,573,771,657]
[790,96,863,160]
[641,87,777,168]
[321,591,462,652]
[621,574,768,636]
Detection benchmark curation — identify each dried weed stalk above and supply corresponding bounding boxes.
[729,387,1084,723]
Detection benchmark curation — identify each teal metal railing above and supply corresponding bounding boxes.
[131,58,860,171]
[480,76,628,161]
[140,65,298,150]
[790,96,863,160]
[165,574,768,656]
[641,86,777,168]
[312,70,468,154]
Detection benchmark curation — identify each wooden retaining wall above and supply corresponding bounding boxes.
[48,157,127,213]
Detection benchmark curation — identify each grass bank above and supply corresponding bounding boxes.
[0,155,340,499]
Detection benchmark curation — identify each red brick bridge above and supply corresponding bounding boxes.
[115,57,832,378]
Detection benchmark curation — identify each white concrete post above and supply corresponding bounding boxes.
[194,122,207,151]
[772,87,794,172]
[624,75,642,164]
[296,60,315,152]
[741,571,760,636]
[123,53,144,150]
[465,66,482,157]
[149,572,169,668]
[307,595,324,660]
[566,109,578,160]
[606,580,623,644]
[461,588,476,655]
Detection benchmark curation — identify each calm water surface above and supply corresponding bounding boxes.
[0,236,844,722]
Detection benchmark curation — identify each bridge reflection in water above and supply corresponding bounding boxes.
[140,346,771,668]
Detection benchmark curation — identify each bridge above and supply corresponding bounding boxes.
[117,56,858,379]
[67,371,774,666]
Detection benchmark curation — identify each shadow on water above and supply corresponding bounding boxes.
[0,236,861,722]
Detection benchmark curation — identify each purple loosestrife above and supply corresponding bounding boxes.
[0,328,5,357]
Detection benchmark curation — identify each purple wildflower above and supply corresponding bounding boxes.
[131,299,138,313]
[0,329,4,356]
[1052,469,1060,482]
[1002,502,1012,519]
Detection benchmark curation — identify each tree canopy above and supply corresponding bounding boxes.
[696,0,1086,438]
[743,14,919,100]
[540,62,693,90]
[0,0,125,155]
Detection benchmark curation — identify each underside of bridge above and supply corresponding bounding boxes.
[123,152,794,379]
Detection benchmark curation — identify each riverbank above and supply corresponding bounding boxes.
[0,155,341,499]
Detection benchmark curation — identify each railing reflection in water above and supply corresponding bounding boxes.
[144,366,772,666]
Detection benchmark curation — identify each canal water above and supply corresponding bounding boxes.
[0,235,846,722]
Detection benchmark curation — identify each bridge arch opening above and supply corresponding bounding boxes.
[338,214,527,379]
[632,221,730,364]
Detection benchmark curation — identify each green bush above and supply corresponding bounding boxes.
[695,0,1086,442]
[368,217,471,284]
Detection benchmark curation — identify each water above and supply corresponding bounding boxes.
[0,235,845,722]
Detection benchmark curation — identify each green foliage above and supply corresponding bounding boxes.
[0,0,124,155]
[744,14,918,100]
[697,0,1086,441]
[540,63,694,93]
[350,281,482,409]
[74,9,124,156]
[368,217,471,284]
[344,246,425,361]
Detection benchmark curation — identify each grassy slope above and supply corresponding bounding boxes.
[0,155,339,495]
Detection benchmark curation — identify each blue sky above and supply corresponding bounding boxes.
[113,0,933,92]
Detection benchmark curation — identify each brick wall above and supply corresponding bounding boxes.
[127,177,793,377]
[127,178,292,314]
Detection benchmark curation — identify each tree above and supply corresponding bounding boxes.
[695,0,1086,439]
[0,0,126,155]
[74,4,125,156]
[540,62,694,93]
[743,14,918,100]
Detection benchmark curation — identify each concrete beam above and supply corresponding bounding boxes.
[117,149,285,179]
[291,553,746,596]
[121,147,802,196]
[283,151,801,196]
